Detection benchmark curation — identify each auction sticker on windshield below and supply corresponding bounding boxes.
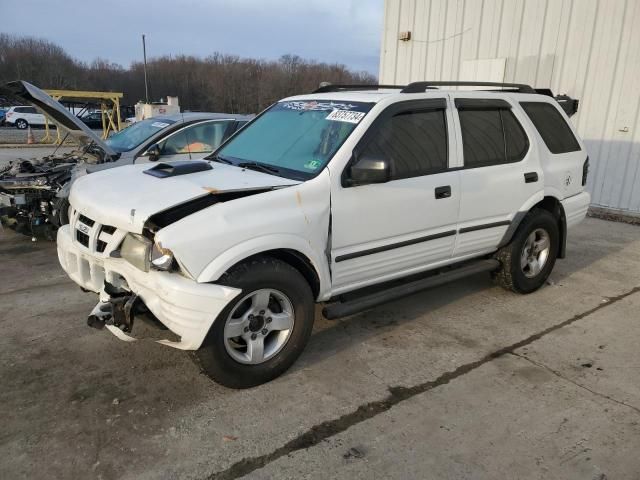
[151,121,170,128]
[325,109,365,124]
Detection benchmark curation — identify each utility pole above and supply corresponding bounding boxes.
[142,34,149,103]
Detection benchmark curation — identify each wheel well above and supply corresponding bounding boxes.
[533,196,567,259]
[230,249,321,299]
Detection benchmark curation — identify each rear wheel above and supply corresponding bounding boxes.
[15,119,28,130]
[494,208,559,293]
[194,256,315,388]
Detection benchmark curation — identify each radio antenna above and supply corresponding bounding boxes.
[142,34,150,104]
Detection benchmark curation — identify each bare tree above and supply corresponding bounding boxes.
[0,34,377,113]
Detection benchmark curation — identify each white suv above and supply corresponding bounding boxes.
[56,82,591,388]
[4,105,46,129]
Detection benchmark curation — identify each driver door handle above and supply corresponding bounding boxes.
[435,185,451,199]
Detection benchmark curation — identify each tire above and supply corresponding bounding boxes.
[52,197,70,227]
[15,119,28,130]
[194,255,315,388]
[494,208,559,294]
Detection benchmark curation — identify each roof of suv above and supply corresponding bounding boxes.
[281,82,565,106]
[282,89,555,105]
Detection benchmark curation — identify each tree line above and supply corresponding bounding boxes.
[0,33,376,114]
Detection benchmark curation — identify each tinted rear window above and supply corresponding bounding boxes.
[520,102,580,154]
[16,107,37,114]
[458,108,529,167]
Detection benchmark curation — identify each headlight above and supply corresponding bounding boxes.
[120,234,175,272]
[120,234,152,272]
[151,241,175,271]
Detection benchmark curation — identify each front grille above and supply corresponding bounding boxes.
[73,212,119,254]
[76,230,89,247]
[78,214,95,227]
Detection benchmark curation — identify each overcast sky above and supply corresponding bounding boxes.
[2,0,384,75]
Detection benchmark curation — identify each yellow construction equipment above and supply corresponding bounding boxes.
[41,89,124,144]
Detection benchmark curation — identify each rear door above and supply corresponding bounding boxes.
[330,98,461,292]
[25,107,45,125]
[452,95,542,258]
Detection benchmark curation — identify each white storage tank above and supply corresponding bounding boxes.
[134,97,180,121]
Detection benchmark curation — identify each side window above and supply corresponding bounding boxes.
[458,108,529,167]
[360,107,448,180]
[503,110,529,162]
[159,129,187,155]
[25,107,38,114]
[520,102,580,154]
[159,121,232,155]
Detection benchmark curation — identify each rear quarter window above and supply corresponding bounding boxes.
[520,102,581,154]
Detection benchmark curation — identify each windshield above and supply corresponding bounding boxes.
[215,100,373,179]
[105,118,177,152]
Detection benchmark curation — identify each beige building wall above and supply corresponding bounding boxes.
[379,0,640,215]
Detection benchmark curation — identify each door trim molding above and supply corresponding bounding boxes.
[335,229,457,263]
[458,220,511,234]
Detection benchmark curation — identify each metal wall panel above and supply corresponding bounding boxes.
[380,0,640,215]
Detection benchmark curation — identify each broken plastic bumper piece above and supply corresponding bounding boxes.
[57,224,241,350]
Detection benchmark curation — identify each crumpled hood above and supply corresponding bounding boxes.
[0,80,117,157]
[69,162,300,233]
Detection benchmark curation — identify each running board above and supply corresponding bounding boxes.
[322,259,500,320]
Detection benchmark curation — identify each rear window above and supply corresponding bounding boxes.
[16,107,37,114]
[458,108,529,168]
[520,102,580,154]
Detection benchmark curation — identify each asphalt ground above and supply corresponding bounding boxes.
[1,217,639,479]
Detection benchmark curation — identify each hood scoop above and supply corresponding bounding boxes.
[143,160,213,178]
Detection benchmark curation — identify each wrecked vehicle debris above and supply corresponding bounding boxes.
[0,146,105,237]
[0,80,253,236]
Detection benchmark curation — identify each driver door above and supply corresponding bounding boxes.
[330,98,461,293]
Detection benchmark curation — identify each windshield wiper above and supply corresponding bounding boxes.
[238,161,281,175]
[209,153,233,164]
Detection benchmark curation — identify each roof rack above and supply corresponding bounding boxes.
[401,81,535,94]
[312,84,405,93]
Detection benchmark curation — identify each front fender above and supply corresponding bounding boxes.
[196,233,332,300]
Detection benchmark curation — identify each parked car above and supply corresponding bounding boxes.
[0,107,7,125]
[0,81,253,235]
[4,105,47,129]
[79,111,104,129]
[56,81,590,389]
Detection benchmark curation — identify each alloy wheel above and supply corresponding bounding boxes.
[223,288,295,365]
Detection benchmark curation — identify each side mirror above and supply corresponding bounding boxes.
[348,153,390,186]
[146,143,161,162]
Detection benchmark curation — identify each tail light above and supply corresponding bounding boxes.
[582,156,589,186]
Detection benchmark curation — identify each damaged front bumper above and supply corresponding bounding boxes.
[57,224,241,349]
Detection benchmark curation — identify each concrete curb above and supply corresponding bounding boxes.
[588,206,640,226]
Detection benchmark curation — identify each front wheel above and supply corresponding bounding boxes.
[52,197,70,227]
[194,256,315,388]
[494,208,559,294]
